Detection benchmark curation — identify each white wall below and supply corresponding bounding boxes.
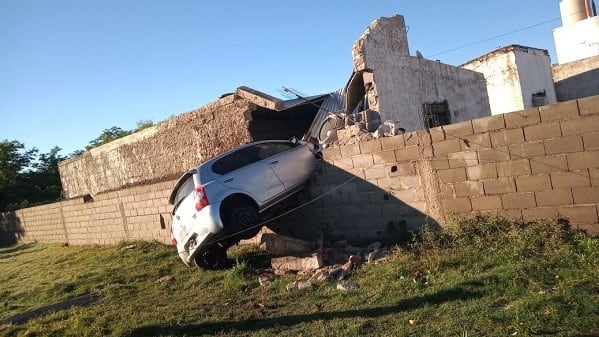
[553,16,599,64]
[515,49,558,109]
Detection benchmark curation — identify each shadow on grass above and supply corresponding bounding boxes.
[0,242,38,258]
[127,284,484,337]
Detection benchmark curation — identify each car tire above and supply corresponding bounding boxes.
[227,203,261,240]
[194,243,230,270]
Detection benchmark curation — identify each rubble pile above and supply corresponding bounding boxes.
[256,233,393,292]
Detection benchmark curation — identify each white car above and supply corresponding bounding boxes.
[168,138,320,269]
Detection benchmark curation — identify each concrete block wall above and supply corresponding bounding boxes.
[2,96,598,247]
[58,94,253,199]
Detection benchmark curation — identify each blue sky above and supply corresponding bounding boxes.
[1,0,563,156]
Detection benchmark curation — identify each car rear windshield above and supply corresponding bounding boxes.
[172,176,195,210]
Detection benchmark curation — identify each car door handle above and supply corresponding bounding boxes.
[223,178,233,183]
[270,160,278,165]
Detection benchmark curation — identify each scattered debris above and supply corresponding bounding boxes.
[260,233,315,256]
[271,253,323,272]
[258,273,274,286]
[297,280,312,290]
[121,244,136,251]
[157,275,175,283]
[337,280,358,291]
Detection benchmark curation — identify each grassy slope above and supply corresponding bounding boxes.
[0,217,597,337]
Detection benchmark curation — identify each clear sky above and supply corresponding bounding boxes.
[1,0,563,156]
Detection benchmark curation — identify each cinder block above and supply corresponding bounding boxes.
[472,115,506,133]
[524,122,562,141]
[448,151,478,168]
[437,167,467,183]
[340,143,360,157]
[577,95,599,115]
[558,205,599,223]
[323,147,341,161]
[442,197,472,213]
[504,107,541,128]
[436,120,474,141]
[389,162,417,176]
[561,114,599,136]
[432,156,450,170]
[509,141,546,159]
[545,136,584,154]
[515,174,552,192]
[440,183,455,198]
[535,189,574,207]
[403,132,419,146]
[567,151,599,170]
[467,164,498,180]
[373,150,396,165]
[483,177,516,194]
[352,154,375,169]
[395,146,419,162]
[360,139,382,154]
[380,135,405,150]
[454,181,484,197]
[591,168,599,186]
[478,209,523,221]
[477,147,510,164]
[502,193,536,209]
[539,101,579,122]
[390,188,425,203]
[522,207,558,221]
[460,132,491,150]
[364,165,388,180]
[333,157,354,170]
[497,159,531,177]
[530,155,568,174]
[433,139,462,155]
[583,133,599,150]
[572,186,599,204]
[490,128,525,146]
[551,171,591,188]
[471,195,502,210]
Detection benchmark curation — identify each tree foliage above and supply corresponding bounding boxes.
[0,140,65,212]
[83,120,154,151]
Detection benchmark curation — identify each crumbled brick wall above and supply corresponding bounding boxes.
[2,96,598,246]
[58,94,253,199]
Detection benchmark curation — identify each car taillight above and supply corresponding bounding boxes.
[193,186,209,211]
[168,226,177,245]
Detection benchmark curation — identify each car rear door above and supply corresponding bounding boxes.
[253,141,313,190]
[212,147,284,203]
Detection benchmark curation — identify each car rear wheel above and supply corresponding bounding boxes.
[194,243,230,270]
[227,203,261,240]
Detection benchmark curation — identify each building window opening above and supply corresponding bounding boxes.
[532,90,547,107]
[422,100,450,129]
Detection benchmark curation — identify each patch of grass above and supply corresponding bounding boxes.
[0,217,598,336]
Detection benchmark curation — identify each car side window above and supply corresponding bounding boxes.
[249,142,294,160]
[212,149,260,175]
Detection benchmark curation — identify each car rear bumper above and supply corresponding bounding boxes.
[174,203,224,266]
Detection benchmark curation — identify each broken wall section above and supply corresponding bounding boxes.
[59,95,253,199]
[351,15,491,132]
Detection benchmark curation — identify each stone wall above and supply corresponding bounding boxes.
[58,94,253,199]
[2,96,598,246]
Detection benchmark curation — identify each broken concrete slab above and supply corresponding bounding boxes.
[337,280,358,291]
[235,86,284,111]
[260,233,316,256]
[271,253,323,272]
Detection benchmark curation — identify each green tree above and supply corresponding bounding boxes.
[0,140,37,211]
[84,126,132,150]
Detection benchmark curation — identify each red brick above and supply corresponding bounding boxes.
[471,195,502,210]
[483,177,516,194]
[572,186,599,204]
[502,193,536,209]
[539,100,579,122]
[472,115,506,133]
[567,151,599,170]
[551,171,591,188]
[530,155,568,174]
[561,114,599,136]
[467,164,498,180]
[497,159,531,177]
[515,174,552,192]
[504,107,541,128]
[524,122,562,141]
[544,135,584,154]
[535,189,574,207]
[490,128,525,146]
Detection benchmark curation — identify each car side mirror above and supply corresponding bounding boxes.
[290,136,298,145]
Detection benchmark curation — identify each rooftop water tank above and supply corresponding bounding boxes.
[560,0,591,26]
